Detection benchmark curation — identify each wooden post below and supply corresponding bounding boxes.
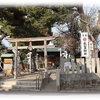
[29,41,32,73]
[14,42,18,79]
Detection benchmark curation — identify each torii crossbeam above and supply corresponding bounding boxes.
[6,36,55,79]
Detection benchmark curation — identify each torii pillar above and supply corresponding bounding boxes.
[44,40,48,78]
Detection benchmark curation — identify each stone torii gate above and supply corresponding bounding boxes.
[6,36,55,79]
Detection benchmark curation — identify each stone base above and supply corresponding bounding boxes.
[57,86,60,91]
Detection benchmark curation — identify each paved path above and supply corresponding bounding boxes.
[2,69,100,94]
[41,70,57,92]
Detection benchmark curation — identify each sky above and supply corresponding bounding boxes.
[0,0,99,6]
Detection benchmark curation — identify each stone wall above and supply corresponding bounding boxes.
[60,73,100,90]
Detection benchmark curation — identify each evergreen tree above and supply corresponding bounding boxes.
[0,6,71,38]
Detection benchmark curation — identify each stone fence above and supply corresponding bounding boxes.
[60,73,100,90]
[56,58,100,91]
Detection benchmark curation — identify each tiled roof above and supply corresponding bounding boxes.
[1,54,14,58]
[37,47,61,52]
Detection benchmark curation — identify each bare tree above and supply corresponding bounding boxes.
[54,6,82,55]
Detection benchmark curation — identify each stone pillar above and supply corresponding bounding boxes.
[29,42,32,73]
[29,52,32,73]
[56,69,60,91]
[76,58,80,74]
[92,58,95,73]
[14,42,18,79]
[97,58,100,73]
[44,40,48,72]
[17,51,21,76]
[71,59,75,74]
[60,56,64,74]
[44,40,48,81]
[81,58,85,73]
[86,58,90,73]
[66,66,69,74]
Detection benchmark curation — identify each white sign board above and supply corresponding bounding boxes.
[81,32,88,57]
[4,63,12,70]
[64,62,71,67]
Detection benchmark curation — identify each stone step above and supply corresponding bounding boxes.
[0,80,42,86]
[0,84,38,89]
[0,88,40,92]
[0,83,42,90]
[0,80,42,91]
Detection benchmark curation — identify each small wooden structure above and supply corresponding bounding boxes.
[1,53,14,75]
[6,36,55,79]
